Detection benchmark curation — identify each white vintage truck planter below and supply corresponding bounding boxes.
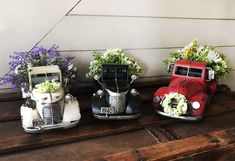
[20,65,81,133]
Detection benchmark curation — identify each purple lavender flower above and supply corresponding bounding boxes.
[0,44,77,92]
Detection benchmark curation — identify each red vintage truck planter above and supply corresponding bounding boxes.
[152,59,217,121]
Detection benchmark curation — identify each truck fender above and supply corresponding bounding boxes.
[190,93,209,116]
[152,87,168,108]
[208,80,217,94]
[62,99,81,122]
[126,95,142,114]
[91,94,108,114]
[20,105,40,128]
[153,87,168,97]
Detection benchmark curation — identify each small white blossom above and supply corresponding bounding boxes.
[15,65,21,74]
[207,51,222,63]
[197,45,204,52]
[182,41,194,52]
[68,63,74,70]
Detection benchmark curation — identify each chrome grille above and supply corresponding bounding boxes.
[107,90,128,113]
[42,102,62,125]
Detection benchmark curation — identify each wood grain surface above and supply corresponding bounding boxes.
[0,86,235,161]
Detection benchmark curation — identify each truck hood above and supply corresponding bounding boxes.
[167,78,203,99]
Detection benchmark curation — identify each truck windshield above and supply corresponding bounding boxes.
[175,66,203,78]
[102,65,128,81]
[31,73,60,88]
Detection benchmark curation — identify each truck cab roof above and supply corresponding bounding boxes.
[175,59,207,69]
[28,65,62,91]
[101,63,129,92]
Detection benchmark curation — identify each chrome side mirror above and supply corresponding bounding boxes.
[63,77,69,88]
[94,75,103,86]
[94,75,100,81]
[65,94,74,103]
[207,67,215,81]
[130,75,137,84]
[168,64,174,73]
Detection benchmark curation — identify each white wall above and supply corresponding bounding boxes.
[1,0,235,90]
[0,0,79,88]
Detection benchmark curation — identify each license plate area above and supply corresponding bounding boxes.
[101,107,115,114]
[33,119,45,126]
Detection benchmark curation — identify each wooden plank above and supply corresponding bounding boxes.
[0,92,235,154]
[0,121,25,138]
[159,110,235,141]
[0,129,158,161]
[145,125,176,143]
[0,100,23,121]
[0,88,235,153]
[0,92,21,102]
[146,93,235,142]
[174,129,235,161]
[0,104,171,154]
[70,0,235,19]
[2,107,235,161]
[173,143,235,161]
[39,16,235,51]
[87,127,235,161]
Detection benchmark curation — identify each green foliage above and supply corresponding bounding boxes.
[86,48,143,78]
[164,39,232,79]
[33,80,60,93]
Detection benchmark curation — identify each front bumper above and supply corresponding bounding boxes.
[155,109,203,121]
[23,120,80,133]
[93,113,141,120]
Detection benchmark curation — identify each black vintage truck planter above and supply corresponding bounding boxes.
[92,64,142,120]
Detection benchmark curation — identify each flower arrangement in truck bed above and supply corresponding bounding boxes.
[86,48,143,77]
[0,45,77,92]
[164,39,231,79]
[33,80,60,93]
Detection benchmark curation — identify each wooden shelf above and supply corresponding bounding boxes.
[0,87,235,161]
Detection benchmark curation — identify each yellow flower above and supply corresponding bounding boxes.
[182,49,191,59]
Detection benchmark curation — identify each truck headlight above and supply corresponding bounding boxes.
[65,94,74,103]
[130,89,138,96]
[97,90,105,97]
[192,101,200,109]
[153,96,160,103]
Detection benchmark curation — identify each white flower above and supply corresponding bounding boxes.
[68,63,74,70]
[207,51,222,63]
[103,52,108,58]
[182,41,194,52]
[188,42,194,48]
[15,65,21,74]
[106,48,122,54]
[197,45,204,52]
